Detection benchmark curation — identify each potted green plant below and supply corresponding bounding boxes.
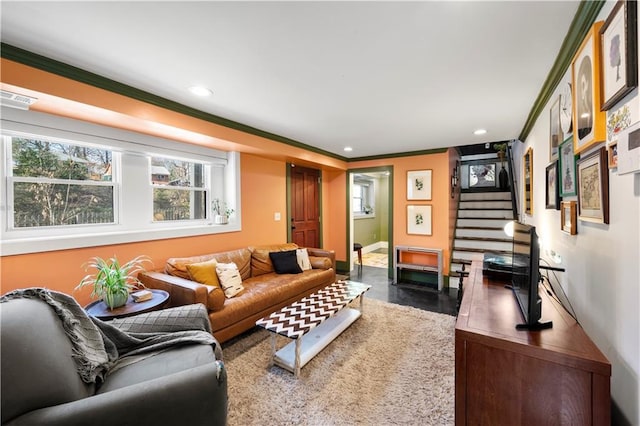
[212,198,234,224]
[76,255,152,309]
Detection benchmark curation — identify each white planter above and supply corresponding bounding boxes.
[214,215,228,225]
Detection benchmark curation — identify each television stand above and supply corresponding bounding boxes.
[515,319,553,330]
[455,260,611,425]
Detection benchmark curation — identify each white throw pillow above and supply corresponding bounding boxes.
[215,262,244,298]
[296,248,312,271]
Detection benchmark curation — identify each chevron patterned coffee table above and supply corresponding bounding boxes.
[255,280,371,377]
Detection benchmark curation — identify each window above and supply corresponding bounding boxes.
[1,108,240,255]
[9,136,116,228]
[353,176,375,217]
[151,156,208,222]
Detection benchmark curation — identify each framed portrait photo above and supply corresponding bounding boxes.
[407,170,432,200]
[549,96,563,160]
[558,137,578,196]
[577,147,609,224]
[599,0,638,111]
[407,205,432,235]
[572,21,607,154]
[545,161,560,210]
[561,201,578,235]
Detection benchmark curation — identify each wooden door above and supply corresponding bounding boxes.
[290,166,320,248]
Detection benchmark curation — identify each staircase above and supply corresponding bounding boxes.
[449,190,514,289]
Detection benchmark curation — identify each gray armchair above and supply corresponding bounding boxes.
[1,289,227,426]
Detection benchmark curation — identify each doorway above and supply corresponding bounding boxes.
[347,166,393,279]
[288,164,321,248]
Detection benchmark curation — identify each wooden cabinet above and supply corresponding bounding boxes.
[455,261,611,425]
[393,246,443,291]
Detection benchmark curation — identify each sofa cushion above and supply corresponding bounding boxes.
[309,255,332,270]
[249,243,298,276]
[186,259,220,287]
[216,263,244,298]
[208,268,335,331]
[97,344,215,393]
[270,250,303,274]
[166,248,252,281]
[296,248,312,271]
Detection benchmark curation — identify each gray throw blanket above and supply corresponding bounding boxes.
[0,288,219,384]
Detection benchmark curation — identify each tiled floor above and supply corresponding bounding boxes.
[346,263,459,316]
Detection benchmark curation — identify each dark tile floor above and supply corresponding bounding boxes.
[346,264,459,316]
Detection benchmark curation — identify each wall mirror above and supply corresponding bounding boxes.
[524,147,534,215]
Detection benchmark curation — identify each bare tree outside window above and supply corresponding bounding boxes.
[10,137,114,228]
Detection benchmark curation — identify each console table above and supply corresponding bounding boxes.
[393,245,443,291]
[455,261,611,425]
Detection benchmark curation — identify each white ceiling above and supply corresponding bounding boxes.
[1,1,580,159]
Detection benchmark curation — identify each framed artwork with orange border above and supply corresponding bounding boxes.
[561,201,577,235]
[572,21,606,154]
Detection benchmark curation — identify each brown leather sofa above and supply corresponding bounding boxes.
[139,243,336,343]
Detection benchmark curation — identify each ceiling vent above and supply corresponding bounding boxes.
[1,90,38,110]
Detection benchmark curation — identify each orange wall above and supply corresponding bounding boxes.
[0,153,289,305]
[323,169,348,261]
[348,151,453,274]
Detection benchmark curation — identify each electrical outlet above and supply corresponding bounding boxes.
[274,212,281,221]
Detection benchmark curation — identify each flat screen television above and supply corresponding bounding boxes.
[510,222,552,330]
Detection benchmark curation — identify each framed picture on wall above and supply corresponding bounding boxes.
[599,0,638,111]
[561,201,578,235]
[549,96,563,161]
[559,137,578,196]
[407,205,432,235]
[617,120,640,175]
[572,21,607,154]
[608,141,618,169]
[407,170,432,200]
[545,161,560,210]
[577,147,609,224]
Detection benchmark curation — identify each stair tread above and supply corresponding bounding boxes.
[459,207,513,211]
[460,200,512,203]
[453,247,512,254]
[457,218,511,221]
[457,225,506,230]
[455,236,511,243]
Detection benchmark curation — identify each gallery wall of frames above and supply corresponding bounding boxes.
[540,0,638,233]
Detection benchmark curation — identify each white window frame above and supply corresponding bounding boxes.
[353,177,376,219]
[0,107,241,256]
[149,155,210,223]
[6,133,120,230]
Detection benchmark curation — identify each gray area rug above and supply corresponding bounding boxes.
[222,297,456,425]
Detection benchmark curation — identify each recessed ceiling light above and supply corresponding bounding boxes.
[344,146,353,152]
[473,129,487,135]
[188,86,213,97]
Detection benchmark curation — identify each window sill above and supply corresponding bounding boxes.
[354,213,376,220]
[1,221,242,256]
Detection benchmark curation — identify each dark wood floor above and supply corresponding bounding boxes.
[345,264,459,316]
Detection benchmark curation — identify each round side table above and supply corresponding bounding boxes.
[85,289,170,320]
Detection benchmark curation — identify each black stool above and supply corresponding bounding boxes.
[353,243,363,276]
